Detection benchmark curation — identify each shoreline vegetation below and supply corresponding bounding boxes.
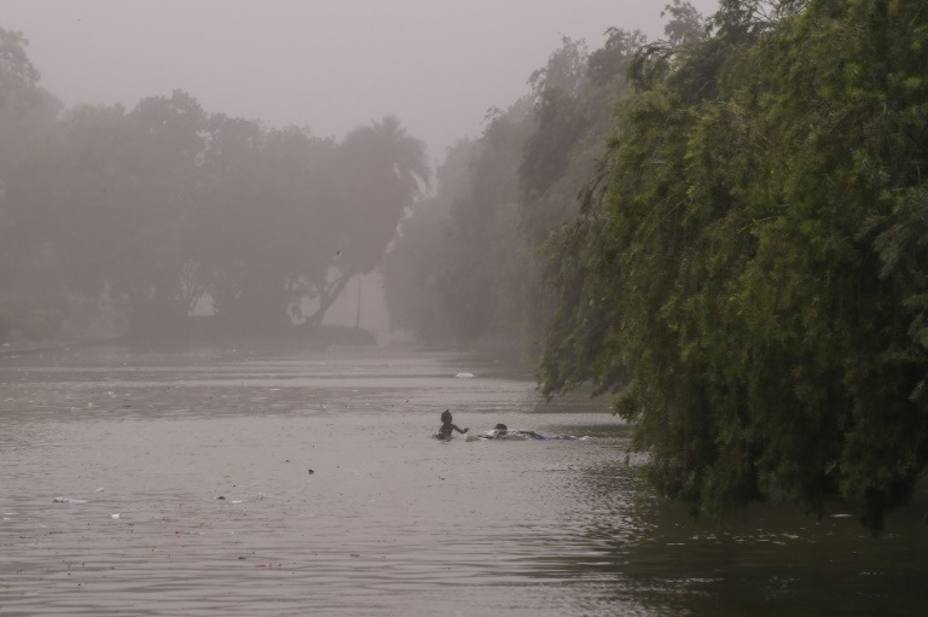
[3,1,928,531]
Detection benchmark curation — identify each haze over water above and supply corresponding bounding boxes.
[0,0,720,159]
[1,347,924,616]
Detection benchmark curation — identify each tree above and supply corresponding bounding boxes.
[0,27,61,294]
[382,29,644,354]
[297,116,427,328]
[516,31,643,355]
[540,0,928,532]
[382,140,477,343]
[194,115,426,332]
[13,103,130,299]
[114,89,207,335]
[196,119,342,331]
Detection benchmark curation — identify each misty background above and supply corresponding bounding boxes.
[2,0,719,162]
[0,0,719,342]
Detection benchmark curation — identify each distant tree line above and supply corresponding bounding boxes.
[0,27,425,342]
[383,0,928,531]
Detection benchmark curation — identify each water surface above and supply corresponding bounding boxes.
[1,347,925,616]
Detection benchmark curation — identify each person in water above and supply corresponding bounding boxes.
[486,423,543,440]
[481,423,583,440]
[437,409,469,440]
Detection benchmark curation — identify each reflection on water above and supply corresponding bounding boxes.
[0,347,925,616]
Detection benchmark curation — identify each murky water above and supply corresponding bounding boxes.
[1,346,925,616]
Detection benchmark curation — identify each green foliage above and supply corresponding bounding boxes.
[541,0,928,531]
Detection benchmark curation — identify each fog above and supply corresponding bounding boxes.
[2,0,719,160]
[0,0,719,346]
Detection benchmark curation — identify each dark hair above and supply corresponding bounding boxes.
[494,423,507,431]
[441,409,452,423]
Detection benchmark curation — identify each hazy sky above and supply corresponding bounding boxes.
[2,0,719,161]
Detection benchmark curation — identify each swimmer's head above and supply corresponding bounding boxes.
[441,409,452,423]
[494,423,508,435]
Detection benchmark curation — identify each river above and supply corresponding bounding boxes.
[1,346,925,616]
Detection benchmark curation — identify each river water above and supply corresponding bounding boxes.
[0,346,925,616]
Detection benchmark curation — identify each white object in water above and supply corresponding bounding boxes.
[455,372,475,379]
[111,513,120,519]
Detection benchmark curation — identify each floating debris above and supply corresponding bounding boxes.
[111,513,120,520]
[52,497,87,504]
[455,372,475,379]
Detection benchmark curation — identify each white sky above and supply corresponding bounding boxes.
[2,0,719,162]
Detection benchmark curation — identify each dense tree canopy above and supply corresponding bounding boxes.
[540,0,928,531]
